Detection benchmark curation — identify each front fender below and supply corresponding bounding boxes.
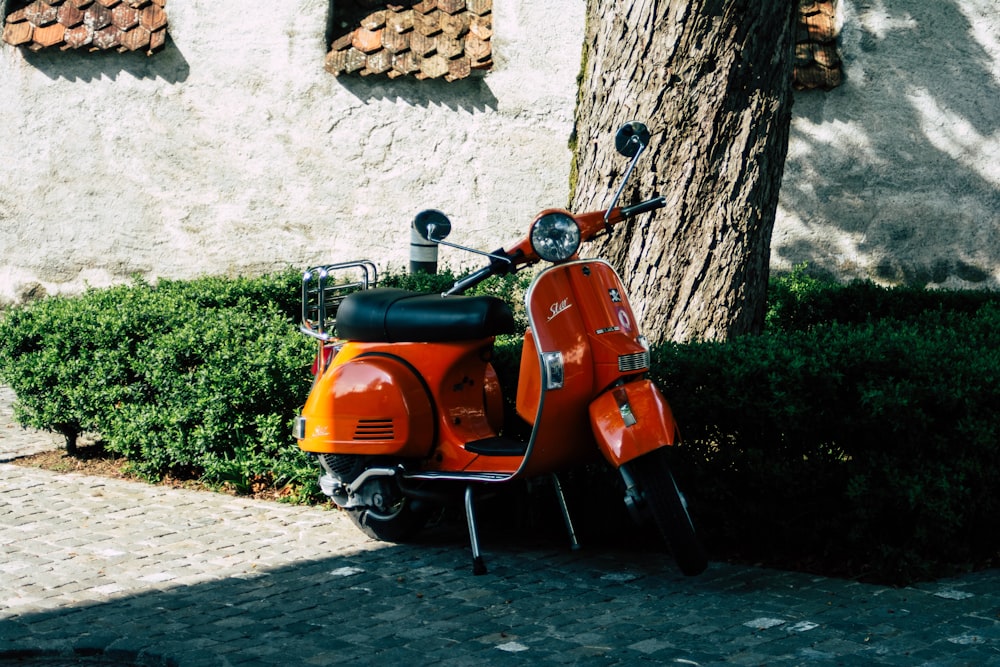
[589,379,680,467]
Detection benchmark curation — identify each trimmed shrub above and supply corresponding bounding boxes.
[0,271,317,491]
[656,300,1000,583]
[3,264,998,583]
[767,265,998,330]
[0,280,186,454]
[0,266,528,494]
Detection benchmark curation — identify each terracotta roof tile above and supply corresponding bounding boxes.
[437,0,466,15]
[361,10,386,30]
[111,4,139,30]
[793,0,843,90]
[390,50,419,77]
[84,4,111,31]
[365,48,392,74]
[56,3,84,27]
[413,9,441,36]
[147,24,163,49]
[32,21,65,48]
[2,19,33,46]
[139,4,165,31]
[326,0,492,82]
[435,32,463,58]
[92,23,119,49]
[409,30,435,56]
[62,23,92,48]
[381,26,408,53]
[2,0,168,54]
[352,26,383,53]
[385,9,413,34]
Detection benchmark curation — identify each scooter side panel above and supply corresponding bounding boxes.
[297,353,435,456]
[483,362,504,434]
[515,328,541,423]
[517,266,600,476]
[588,379,680,467]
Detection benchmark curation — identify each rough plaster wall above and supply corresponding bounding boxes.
[0,0,585,304]
[3,0,997,304]
[774,0,1000,289]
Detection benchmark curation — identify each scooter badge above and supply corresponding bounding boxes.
[548,298,572,321]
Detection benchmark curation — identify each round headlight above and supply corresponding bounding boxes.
[530,211,581,263]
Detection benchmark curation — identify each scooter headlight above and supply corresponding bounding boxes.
[530,211,581,263]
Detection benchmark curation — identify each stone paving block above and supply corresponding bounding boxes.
[3,441,1000,666]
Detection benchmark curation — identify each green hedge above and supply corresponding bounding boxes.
[1,266,998,584]
[0,268,528,495]
[0,271,319,496]
[766,266,998,330]
[657,271,1000,583]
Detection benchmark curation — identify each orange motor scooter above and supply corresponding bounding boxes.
[295,121,706,576]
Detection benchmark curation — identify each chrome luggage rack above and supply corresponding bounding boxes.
[300,260,378,341]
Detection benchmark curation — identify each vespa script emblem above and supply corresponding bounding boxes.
[548,298,572,321]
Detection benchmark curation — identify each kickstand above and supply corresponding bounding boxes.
[464,485,487,575]
[551,474,580,551]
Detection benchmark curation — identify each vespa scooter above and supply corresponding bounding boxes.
[295,121,706,576]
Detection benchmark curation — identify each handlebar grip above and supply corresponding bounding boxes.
[444,265,494,296]
[621,196,666,218]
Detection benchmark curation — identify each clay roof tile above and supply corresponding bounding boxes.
[2,20,34,46]
[793,0,843,90]
[2,0,167,54]
[326,0,492,81]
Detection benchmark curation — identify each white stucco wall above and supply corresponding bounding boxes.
[0,0,585,304]
[774,0,1000,289]
[2,0,997,304]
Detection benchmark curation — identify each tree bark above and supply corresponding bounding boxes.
[572,0,798,343]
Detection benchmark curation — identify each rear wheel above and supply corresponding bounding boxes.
[625,449,707,576]
[319,454,431,542]
[346,496,430,542]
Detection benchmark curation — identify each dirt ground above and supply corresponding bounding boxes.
[9,442,284,501]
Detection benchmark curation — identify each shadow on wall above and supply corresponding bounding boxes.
[321,0,499,112]
[11,18,493,111]
[776,0,999,288]
[334,72,499,112]
[19,34,191,84]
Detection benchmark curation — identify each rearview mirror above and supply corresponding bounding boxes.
[615,121,650,158]
[413,209,452,243]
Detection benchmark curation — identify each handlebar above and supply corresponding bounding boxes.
[444,265,494,296]
[443,195,664,296]
[621,196,666,218]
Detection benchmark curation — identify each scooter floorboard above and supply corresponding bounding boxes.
[464,436,528,457]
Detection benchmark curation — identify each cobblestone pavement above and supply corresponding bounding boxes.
[0,387,64,463]
[2,389,999,666]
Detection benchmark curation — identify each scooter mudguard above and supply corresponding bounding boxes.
[589,379,680,467]
[297,354,435,456]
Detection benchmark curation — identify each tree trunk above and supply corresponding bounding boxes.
[572,0,798,343]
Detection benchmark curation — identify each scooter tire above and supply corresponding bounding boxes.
[345,498,430,543]
[627,450,708,576]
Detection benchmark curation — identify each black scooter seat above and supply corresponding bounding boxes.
[336,288,517,343]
